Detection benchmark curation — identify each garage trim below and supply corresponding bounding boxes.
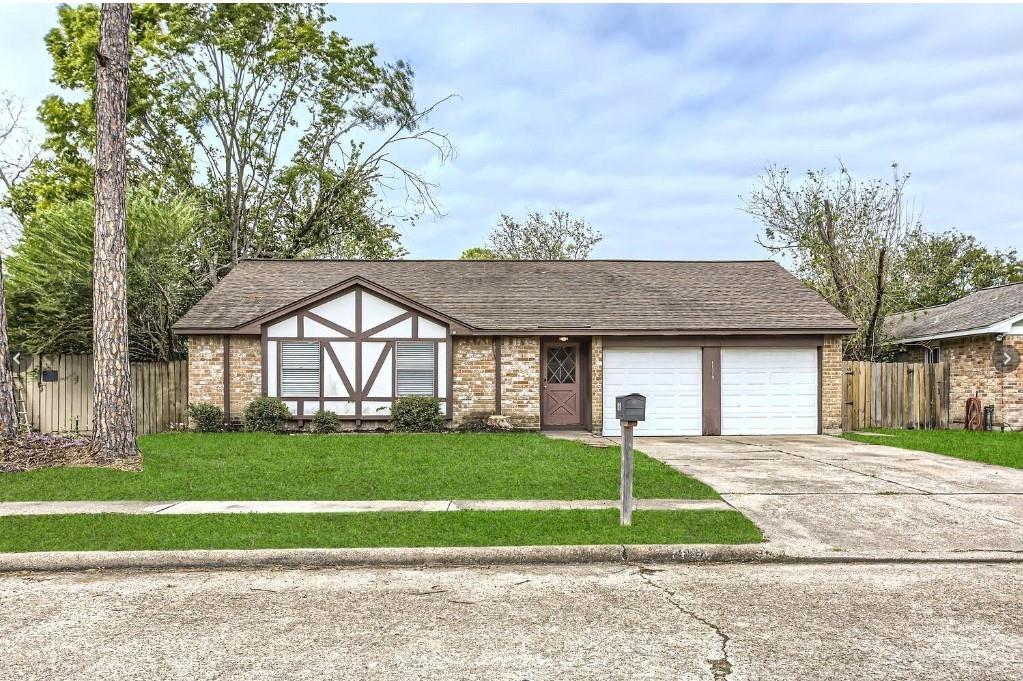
[603,335,824,436]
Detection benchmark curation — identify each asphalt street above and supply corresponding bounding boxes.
[2,562,1020,680]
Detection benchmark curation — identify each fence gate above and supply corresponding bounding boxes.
[13,353,188,436]
[842,360,950,432]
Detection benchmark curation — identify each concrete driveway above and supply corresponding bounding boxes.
[637,435,1023,557]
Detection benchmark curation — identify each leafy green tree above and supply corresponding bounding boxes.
[6,191,198,361]
[743,164,917,359]
[900,228,1023,309]
[459,246,497,260]
[487,210,601,260]
[15,3,449,283]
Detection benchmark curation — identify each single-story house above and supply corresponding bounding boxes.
[172,259,855,436]
[887,281,1023,430]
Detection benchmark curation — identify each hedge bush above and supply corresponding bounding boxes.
[391,396,445,432]
[186,403,223,432]
[311,409,340,434]
[243,397,291,433]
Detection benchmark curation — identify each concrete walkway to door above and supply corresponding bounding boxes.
[633,435,1023,559]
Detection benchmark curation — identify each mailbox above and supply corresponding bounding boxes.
[615,393,646,422]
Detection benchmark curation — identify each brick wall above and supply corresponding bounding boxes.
[821,335,844,434]
[500,336,540,429]
[228,336,262,419]
[187,335,224,410]
[941,334,1023,429]
[451,336,496,426]
[591,336,603,434]
[188,335,263,423]
[451,335,541,429]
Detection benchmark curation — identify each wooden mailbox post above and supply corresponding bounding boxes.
[615,393,646,527]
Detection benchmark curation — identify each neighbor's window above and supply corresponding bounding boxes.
[396,341,435,396]
[928,347,941,364]
[280,342,320,397]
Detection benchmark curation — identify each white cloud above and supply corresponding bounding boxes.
[2,4,1021,258]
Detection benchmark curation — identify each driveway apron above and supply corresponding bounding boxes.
[635,435,1023,557]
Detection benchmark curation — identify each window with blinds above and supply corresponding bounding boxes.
[396,342,435,396]
[280,342,320,397]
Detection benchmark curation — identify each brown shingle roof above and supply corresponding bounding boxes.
[886,281,1023,341]
[173,259,856,334]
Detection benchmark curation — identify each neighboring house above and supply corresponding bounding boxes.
[173,259,855,436]
[887,281,1023,429]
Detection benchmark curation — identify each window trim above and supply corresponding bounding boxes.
[279,340,322,398]
[394,340,438,397]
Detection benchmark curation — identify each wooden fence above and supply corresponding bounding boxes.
[843,361,950,431]
[12,354,188,436]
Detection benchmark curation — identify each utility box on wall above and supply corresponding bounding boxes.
[615,393,646,422]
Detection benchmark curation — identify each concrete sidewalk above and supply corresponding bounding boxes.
[0,498,730,516]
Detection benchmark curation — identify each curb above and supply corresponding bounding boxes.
[1,544,1021,573]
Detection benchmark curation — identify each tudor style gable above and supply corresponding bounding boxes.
[262,284,451,421]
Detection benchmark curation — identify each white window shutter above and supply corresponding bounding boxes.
[281,342,320,397]
[396,342,435,396]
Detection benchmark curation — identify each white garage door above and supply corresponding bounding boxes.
[602,347,702,436]
[720,347,818,435]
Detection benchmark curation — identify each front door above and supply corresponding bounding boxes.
[542,342,581,426]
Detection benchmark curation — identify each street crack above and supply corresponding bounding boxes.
[636,567,733,680]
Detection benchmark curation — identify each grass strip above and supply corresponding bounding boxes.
[0,510,761,552]
[844,429,1023,469]
[0,432,717,501]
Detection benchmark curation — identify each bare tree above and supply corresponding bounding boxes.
[91,4,138,461]
[487,210,602,260]
[0,93,38,436]
[743,163,918,359]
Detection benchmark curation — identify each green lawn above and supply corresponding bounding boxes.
[844,429,1023,469]
[0,510,760,552]
[0,432,717,501]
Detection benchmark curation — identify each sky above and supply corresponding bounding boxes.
[1,3,1022,260]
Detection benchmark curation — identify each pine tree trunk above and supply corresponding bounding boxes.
[0,255,18,437]
[91,3,138,462]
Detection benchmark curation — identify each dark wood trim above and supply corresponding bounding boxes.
[222,335,231,424]
[319,341,325,413]
[355,288,363,419]
[361,343,392,399]
[324,342,356,397]
[604,334,827,348]
[817,345,824,435]
[231,277,473,334]
[297,314,304,338]
[304,310,354,337]
[178,326,854,338]
[702,347,721,435]
[260,326,268,397]
[445,335,453,419]
[411,315,419,338]
[362,311,414,339]
[494,337,502,415]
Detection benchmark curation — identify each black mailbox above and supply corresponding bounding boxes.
[615,393,646,422]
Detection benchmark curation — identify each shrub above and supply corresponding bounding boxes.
[243,397,291,433]
[186,403,223,433]
[391,396,445,432]
[311,409,340,434]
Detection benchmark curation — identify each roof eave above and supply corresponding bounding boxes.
[893,312,1023,344]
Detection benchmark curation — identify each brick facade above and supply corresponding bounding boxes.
[451,336,496,426]
[821,335,844,434]
[938,334,1023,429]
[228,336,263,419]
[187,335,225,410]
[499,336,541,429]
[187,335,263,424]
[451,335,541,429]
[591,336,603,434]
